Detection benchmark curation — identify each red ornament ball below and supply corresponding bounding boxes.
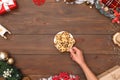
[33,0,45,6]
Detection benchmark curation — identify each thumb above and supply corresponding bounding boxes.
[73,47,80,53]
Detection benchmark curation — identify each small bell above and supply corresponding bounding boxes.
[7,58,14,65]
[0,52,9,60]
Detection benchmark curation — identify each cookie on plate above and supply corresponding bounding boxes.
[54,31,75,52]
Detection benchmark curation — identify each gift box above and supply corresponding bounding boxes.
[0,0,17,15]
[98,65,120,80]
[101,0,120,9]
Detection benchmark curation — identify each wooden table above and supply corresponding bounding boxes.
[0,0,120,80]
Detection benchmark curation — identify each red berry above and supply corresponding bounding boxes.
[33,0,45,6]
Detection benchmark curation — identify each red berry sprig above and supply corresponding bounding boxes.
[33,0,45,6]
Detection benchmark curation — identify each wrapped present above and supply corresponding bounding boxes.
[101,0,120,9]
[95,0,120,24]
[40,72,80,80]
[0,0,17,15]
[98,65,120,80]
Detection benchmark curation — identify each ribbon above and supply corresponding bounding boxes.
[112,10,120,24]
[0,0,14,12]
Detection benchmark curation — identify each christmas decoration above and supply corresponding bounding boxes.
[75,0,94,5]
[56,0,95,8]
[0,52,9,60]
[95,0,120,24]
[56,0,120,23]
[7,58,14,65]
[112,10,120,23]
[0,52,31,80]
[0,0,17,15]
[101,0,120,9]
[33,0,45,6]
[0,60,23,80]
[40,72,80,80]
[64,0,76,4]
[0,24,11,39]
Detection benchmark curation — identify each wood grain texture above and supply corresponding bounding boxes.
[0,3,119,35]
[0,35,118,54]
[0,0,120,80]
[13,54,119,80]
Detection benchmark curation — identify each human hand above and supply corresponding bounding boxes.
[70,47,86,66]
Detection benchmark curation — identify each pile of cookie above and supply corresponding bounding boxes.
[54,31,75,52]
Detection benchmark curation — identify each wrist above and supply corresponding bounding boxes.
[78,62,87,67]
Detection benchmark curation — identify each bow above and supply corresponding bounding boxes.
[0,0,14,11]
[112,10,120,24]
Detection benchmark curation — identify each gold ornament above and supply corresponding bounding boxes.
[7,58,14,65]
[0,52,8,60]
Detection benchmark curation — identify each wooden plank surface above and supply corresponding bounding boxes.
[0,0,120,80]
[13,54,119,80]
[0,35,118,54]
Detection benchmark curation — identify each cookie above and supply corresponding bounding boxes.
[54,31,75,52]
[113,32,120,46]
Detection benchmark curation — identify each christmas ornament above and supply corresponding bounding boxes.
[75,0,94,5]
[40,72,80,80]
[64,0,76,4]
[0,24,11,39]
[0,0,17,15]
[0,61,23,80]
[95,0,120,24]
[7,58,14,65]
[33,0,45,6]
[0,52,9,60]
[112,10,120,23]
[56,0,95,8]
[0,52,30,80]
[113,32,120,47]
